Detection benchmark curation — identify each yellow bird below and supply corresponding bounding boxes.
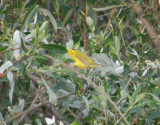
[68,49,99,69]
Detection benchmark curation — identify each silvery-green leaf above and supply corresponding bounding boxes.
[0,61,13,74]
[22,5,39,30]
[129,72,138,77]
[135,93,146,103]
[41,77,57,105]
[63,8,73,25]
[130,49,140,60]
[86,16,93,27]
[63,95,75,106]
[45,115,55,125]
[113,66,124,75]
[13,119,19,125]
[39,21,49,32]
[56,89,69,97]
[66,39,73,49]
[0,112,4,124]
[59,121,64,125]
[82,96,90,105]
[42,39,48,44]
[35,119,42,125]
[145,60,159,68]
[149,93,160,103]
[39,8,57,32]
[8,106,14,116]
[69,100,83,108]
[92,53,124,75]
[7,71,15,104]
[93,5,117,12]
[92,53,115,66]
[8,99,24,116]
[142,68,148,77]
[114,36,121,54]
[12,30,21,60]
[16,99,25,113]
[33,12,38,25]
[82,108,89,117]
[120,90,128,100]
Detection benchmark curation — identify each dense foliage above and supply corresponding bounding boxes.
[0,0,160,125]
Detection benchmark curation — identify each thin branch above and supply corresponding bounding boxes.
[81,0,89,52]
[4,92,73,124]
[104,8,117,34]
[5,102,44,124]
[129,0,160,52]
[19,87,42,122]
[71,0,78,32]
[66,107,80,122]
[45,55,131,125]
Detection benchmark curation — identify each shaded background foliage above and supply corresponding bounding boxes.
[0,0,160,125]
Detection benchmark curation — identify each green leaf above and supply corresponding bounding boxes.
[40,44,67,54]
[86,16,94,27]
[41,76,57,105]
[158,78,160,92]
[20,63,30,91]
[135,93,146,103]
[114,35,121,54]
[145,119,152,125]
[0,46,8,52]
[132,86,141,102]
[63,8,73,25]
[22,5,39,30]
[0,61,13,74]
[131,27,139,38]
[8,99,24,116]
[0,113,4,124]
[39,8,57,32]
[146,112,160,120]
[124,64,130,78]
[19,0,30,16]
[93,5,118,12]
[149,93,160,103]
[70,121,80,125]
[39,21,49,31]
[88,6,97,25]
[7,71,15,104]
[35,119,42,125]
